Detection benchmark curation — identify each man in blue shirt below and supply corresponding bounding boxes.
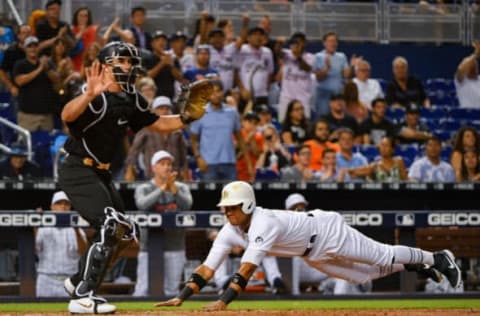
[190,80,251,180]
[184,45,219,83]
[408,136,455,183]
[335,128,368,182]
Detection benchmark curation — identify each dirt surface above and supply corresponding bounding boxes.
[4,309,480,316]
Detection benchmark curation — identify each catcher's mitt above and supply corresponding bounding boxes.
[177,79,213,124]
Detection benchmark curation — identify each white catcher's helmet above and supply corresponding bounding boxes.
[217,181,256,214]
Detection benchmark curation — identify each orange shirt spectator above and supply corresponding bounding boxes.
[237,112,263,181]
[303,119,339,171]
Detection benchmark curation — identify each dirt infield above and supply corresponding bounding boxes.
[6,309,480,316]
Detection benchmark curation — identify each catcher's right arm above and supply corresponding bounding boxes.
[177,79,213,124]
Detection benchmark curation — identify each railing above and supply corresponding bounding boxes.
[0,117,32,161]
[2,0,477,45]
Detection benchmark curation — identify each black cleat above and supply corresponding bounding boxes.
[433,250,462,288]
[404,264,443,283]
[272,277,287,295]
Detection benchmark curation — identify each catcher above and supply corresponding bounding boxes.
[58,41,211,314]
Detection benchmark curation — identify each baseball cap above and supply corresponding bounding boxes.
[151,150,174,166]
[243,111,259,122]
[405,103,420,114]
[196,44,211,54]
[248,26,266,36]
[290,32,307,43]
[285,193,308,210]
[152,30,168,40]
[256,104,270,114]
[24,36,39,47]
[151,96,172,109]
[8,143,28,157]
[51,191,70,205]
[170,31,187,41]
[208,28,225,38]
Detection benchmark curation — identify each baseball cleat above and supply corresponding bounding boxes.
[404,264,443,283]
[68,296,116,314]
[272,277,287,295]
[433,249,462,288]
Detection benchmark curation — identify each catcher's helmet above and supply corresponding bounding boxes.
[217,181,256,214]
[98,41,142,93]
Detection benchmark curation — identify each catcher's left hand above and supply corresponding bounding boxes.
[202,300,227,311]
[177,79,213,124]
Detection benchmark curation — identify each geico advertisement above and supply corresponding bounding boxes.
[428,213,480,226]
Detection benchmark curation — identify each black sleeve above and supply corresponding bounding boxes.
[359,120,369,136]
[35,21,50,42]
[1,48,16,73]
[385,81,396,105]
[12,59,27,77]
[66,94,105,138]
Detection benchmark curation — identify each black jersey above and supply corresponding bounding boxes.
[64,90,158,164]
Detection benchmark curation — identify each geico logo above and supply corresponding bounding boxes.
[209,214,226,227]
[0,214,56,227]
[129,214,162,227]
[428,213,480,226]
[343,213,383,226]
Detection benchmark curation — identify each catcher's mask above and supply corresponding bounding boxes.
[98,41,142,93]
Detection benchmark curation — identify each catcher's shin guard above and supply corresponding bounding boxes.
[74,207,139,297]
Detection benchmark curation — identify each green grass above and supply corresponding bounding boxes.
[0,299,478,312]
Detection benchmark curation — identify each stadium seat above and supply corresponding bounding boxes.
[395,144,419,164]
[359,145,379,162]
[256,168,280,181]
[434,130,453,143]
[386,107,405,122]
[420,107,447,120]
[441,145,453,162]
[425,78,454,94]
[440,119,461,131]
[449,108,480,121]
[377,78,388,94]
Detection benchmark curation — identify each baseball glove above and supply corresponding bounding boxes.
[177,79,213,124]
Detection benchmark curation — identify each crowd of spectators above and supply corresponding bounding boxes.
[0,0,479,184]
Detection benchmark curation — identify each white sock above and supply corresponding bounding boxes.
[392,246,434,266]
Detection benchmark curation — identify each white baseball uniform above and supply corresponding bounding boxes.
[209,43,238,92]
[204,207,434,285]
[278,49,315,121]
[236,44,274,98]
[36,227,85,297]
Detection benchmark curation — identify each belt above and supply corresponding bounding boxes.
[302,212,316,257]
[83,157,110,170]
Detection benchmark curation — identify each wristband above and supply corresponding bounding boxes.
[177,285,193,301]
[219,287,239,305]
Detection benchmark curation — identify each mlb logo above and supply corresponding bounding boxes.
[396,214,415,226]
[70,214,90,227]
[176,214,196,227]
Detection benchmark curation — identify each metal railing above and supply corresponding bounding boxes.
[0,0,477,45]
[0,116,32,161]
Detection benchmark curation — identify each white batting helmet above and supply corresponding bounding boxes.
[217,181,256,214]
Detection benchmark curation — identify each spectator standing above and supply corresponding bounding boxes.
[190,80,250,181]
[36,191,87,297]
[237,112,262,182]
[133,150,193,297]
[183,45,219,83]
[303,119,340,172]
[145,31,184,100]
[125,96,188,181]
[454,41,480,109]
[321,94,360,141]
[277,32,315,122]
[50,38,81,106]
[409,136,455,182]
[0,24,31,98]
[236,27,274,107]
[13,36,60,131]
[313,32,351,118]
[386,57,430,108]
[0,144,41,180]
[451,126,480,181]
[36,0,76,56]
[281,100,310,146]
[129,6,152,51]
[336,128,368,181]
[71,6,98,72]
[348,136,408,182]
[281,145,314,182]
[396,103,432,145]
[352,59,383,109]
[360,98,397,145]
[168,31,195,73]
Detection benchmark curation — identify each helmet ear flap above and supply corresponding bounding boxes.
[242,201,255,214]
